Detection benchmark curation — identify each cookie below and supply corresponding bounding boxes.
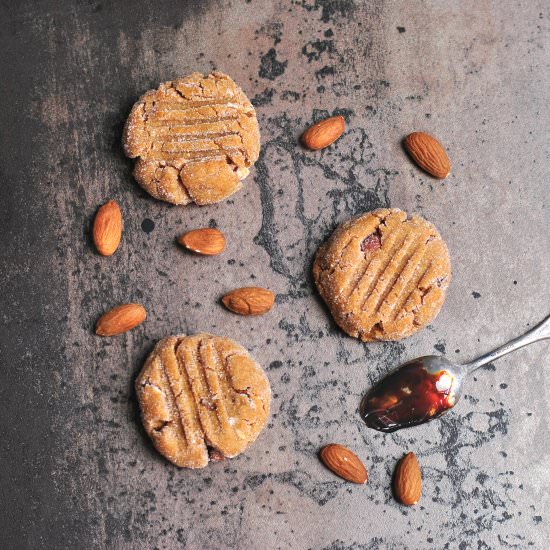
[123,72,260,206]
[313,209,451,341]
[135,333,270,468]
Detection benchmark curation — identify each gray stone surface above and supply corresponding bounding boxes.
[1,1,549,548]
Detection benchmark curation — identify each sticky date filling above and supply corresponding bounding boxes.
[208,447,226,462]
[361,230,382,254]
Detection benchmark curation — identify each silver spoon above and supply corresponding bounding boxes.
[360,314,550,432]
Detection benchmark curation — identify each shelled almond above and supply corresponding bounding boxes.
[404,132,451,179]
[95,303,146,336]
[301,115,345,150]
[320,444,368,484]
[93,200,122,256]
[393,452,422,505]
[222,287,275,316]
[177,228,226,256]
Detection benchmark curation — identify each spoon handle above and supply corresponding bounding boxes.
[464,314,550,374]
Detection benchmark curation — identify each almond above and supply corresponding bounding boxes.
[93,200,122,256]
[95,303,146,336]
[177,228,226,256]
[301,115,345,150]
[404,132,451,179]
[319,444,368,484]
[393,452,422,505]
[221,287,275,316]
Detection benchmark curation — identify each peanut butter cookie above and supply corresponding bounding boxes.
[313,209,451,341]
[123,72,260,206]
[136,333,271,468]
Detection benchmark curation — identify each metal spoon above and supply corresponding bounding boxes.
[360,314,550,432]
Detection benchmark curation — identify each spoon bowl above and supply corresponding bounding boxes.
[360,355,465,432]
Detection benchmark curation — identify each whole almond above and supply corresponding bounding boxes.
[393,452,422,505]
[320,444,368,484]
[93,200,122,256]
[95,303,146,336]
[177,228,226,256]
[222,287,275,316]
[301,115,345,150]
[404,132,451,179]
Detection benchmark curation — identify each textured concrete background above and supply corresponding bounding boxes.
[1,1,549,548]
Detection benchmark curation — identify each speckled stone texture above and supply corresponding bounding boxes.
[0,1,549,549]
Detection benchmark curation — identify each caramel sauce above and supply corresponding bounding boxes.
[360,362,456,432]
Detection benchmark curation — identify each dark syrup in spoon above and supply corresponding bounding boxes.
[360,362,456,432]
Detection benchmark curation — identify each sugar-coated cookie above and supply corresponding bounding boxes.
[136,333,270,468]
[123,72,260,206]
[313,209,451,341]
